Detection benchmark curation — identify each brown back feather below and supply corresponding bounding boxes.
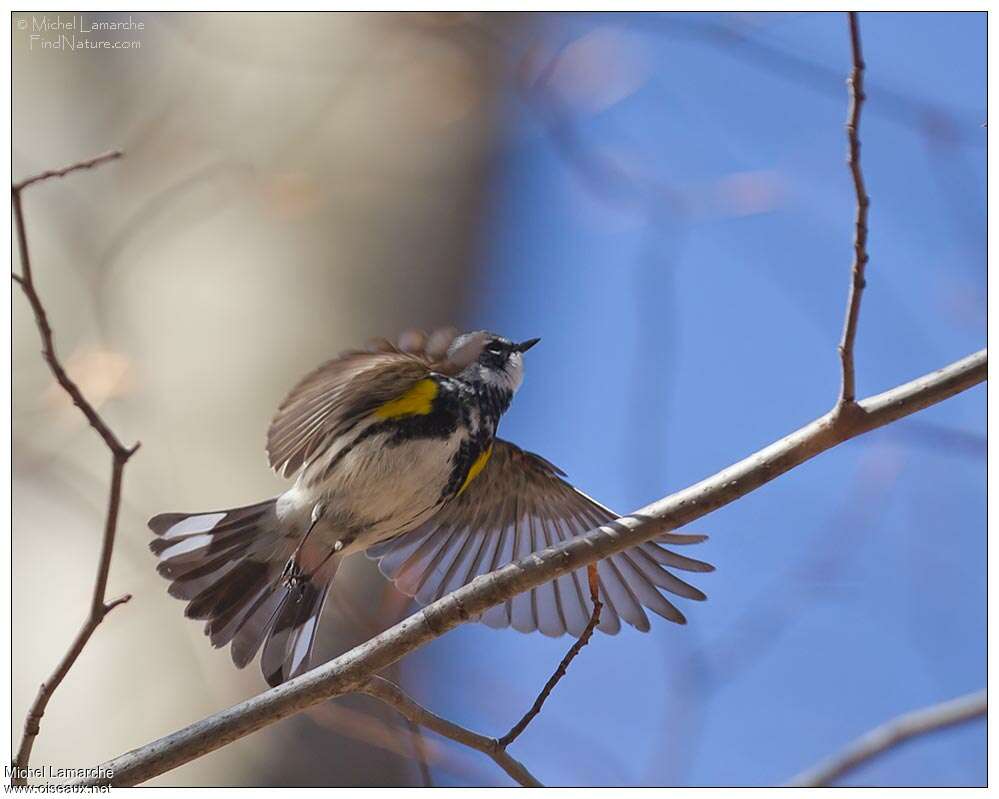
[266,327,466,478]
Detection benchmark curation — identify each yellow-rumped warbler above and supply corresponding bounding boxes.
[150,328,712,686]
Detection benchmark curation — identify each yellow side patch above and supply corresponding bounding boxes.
[373,378,438,419]
[458,443,493,496]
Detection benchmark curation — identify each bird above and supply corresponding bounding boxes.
[149,327,713,686]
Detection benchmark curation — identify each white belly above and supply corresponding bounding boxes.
[278,428,463,555]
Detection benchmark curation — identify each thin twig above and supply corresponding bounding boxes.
[363,565,601,784]
[631,14,975,147]
[75,347,986,787]
[837,11,871,407]
[11,151,137,785]
[498,563,603,747]
[360,677,543,788]
[13,150,122,194]
[787,689,987,786]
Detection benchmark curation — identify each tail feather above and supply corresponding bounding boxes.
[149,499,339,685]
[185,559,272,620]
[156,541,254,580]
[208,576,276,650]
[167,560,245,601]
[260,554,339,686]
[159,547,247,585]
[230,586,289,669]
[150,501,272,539]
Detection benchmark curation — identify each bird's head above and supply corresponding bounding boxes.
[447,331,540,394]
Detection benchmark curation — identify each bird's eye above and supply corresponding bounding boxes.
[486,343,505,355]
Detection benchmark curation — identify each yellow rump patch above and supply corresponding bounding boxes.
[374,378,439,419]
[458,443,493,496]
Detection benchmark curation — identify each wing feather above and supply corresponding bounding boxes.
[267,355,429,478]
[417,526,471,606]
[367,439,712,639]
[461,500,501,587]
[509,510,536,633]
[550,513,607,636]
[559,502,622,634]
[480,513,515,629]
[396,524,456,599]
[530,512,565,636]
[630,547,708,599]
[433,478,496,601]
[445,493,501,599]
[569,501,650,632]
[614,551,686,624]
[267,327,466,478]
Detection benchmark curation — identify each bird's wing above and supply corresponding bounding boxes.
[365,439,714,637]
[267,327,469,478]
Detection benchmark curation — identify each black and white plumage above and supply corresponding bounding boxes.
[149,327,713,686]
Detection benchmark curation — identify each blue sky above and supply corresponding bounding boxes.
[403,12,985,786]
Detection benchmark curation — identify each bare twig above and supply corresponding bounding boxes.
[632,14,976,147]
[837,12,871,407]
[498,563,603,747]
[13,150,123,194]
[12,154,131,458]
[362,564,601,785]
[787,689,987,786]
[75,347,985,787]
[11,151,137,785]
[360,677,543,788]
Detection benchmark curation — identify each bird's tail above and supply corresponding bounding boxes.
[149,499,340,686]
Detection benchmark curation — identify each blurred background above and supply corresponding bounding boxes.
[12,11,985,787]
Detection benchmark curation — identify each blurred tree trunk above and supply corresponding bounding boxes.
[12,11,518,786]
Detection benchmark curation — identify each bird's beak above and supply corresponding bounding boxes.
[516,338,541,353]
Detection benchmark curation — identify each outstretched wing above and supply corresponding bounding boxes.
[366,439,714,637]
[267,327,466,478]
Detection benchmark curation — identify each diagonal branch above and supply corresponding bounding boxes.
[365,565,601,785]
[498,564,602,748]
[75,346,985,787]
[837,11,871,406]
[11,151,137,785]
[360,677,543,788]
[787,689,987,787]
[357,565,602,785]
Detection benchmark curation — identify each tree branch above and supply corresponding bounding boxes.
[75,347,985,787]
[11,151,137,785]
[12,152,132,459]
[360,677,543,788]
[363,564,600,785]
[12,149,123,194]
[787,689,987,787]
[837,11,871,406]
